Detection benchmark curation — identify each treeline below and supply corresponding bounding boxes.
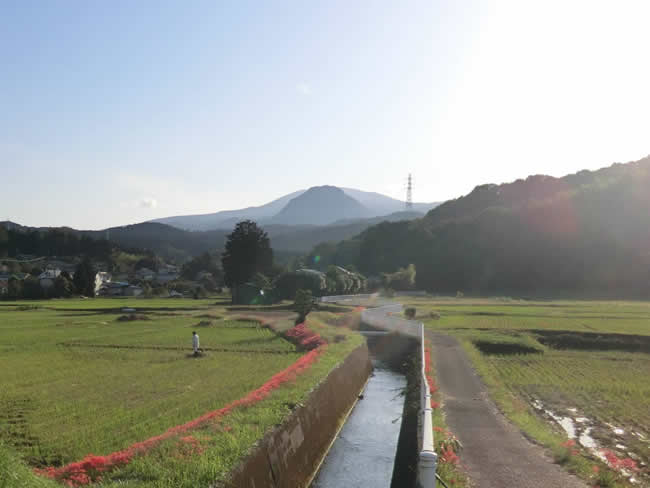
[307,157,650,297]
[273,265,367,300]
[0,227,112,260]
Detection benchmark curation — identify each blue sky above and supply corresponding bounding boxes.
[2,0,649,229]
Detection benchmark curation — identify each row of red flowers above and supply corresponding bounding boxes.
[425,339,464,470]
[284,322,327,349]
[36,324,327,487]
[424,340,441,409]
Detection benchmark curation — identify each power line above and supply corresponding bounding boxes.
[406,173,413,209]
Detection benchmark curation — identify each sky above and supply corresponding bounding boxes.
[2,0,649,229]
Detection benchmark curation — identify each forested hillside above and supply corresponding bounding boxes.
[0,226,113,260]
[310,157,650,296]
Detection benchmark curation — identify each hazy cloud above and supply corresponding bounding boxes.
[296,82,312,96]
[139,197,158,208]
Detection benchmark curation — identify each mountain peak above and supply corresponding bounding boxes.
[271,186,370,225]
[148,186,439,230]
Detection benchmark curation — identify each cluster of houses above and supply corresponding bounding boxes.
[96,264,181,296]
[0,259,182,298]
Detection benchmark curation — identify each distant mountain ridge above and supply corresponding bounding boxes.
[2,183,440,262]
[150,186,438,230]
[1,210,427,262]
[151,190,304,232]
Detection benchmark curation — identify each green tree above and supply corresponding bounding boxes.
[7,277,22,299]
[53,275,73,298]
[293,289,313,324]
[251,272,271,290]
[73,257,96,297]
[22,276,43,299]
[192,284,207,299]
[199,275,218,292]
[180,252,222,282]
[383,263,416,291]
[221,221,273,303]
[0,226,8,257]
[141,282,153,298]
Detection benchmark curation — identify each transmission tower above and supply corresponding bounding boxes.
[406,173,413,209]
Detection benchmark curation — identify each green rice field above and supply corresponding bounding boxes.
[0,298,364,487]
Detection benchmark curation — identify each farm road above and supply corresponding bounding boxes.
[429,332,587,488]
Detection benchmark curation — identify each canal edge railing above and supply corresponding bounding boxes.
[320,295,437,488]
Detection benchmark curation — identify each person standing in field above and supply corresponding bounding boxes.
[192,331,200,355]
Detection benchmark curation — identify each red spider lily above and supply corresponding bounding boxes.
[175,435,204,457]
[601,449,638,472]
[285,322,326,349]
[423,341,439,400]
[561,439,576,448]
[440,446,460,465]
[36,324,327,487]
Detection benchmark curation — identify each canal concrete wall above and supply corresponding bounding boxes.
[222,343,372,488]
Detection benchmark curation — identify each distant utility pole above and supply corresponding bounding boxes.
[406,173,413,209]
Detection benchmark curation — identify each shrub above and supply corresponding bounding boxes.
[275,270,327,300]
[382,263,416,290]
[192,285,207,299]
[405,307,416,319]
[429,311,441,320]
[116,314,150,322]
[293,289,313,324]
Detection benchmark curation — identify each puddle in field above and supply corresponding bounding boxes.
[531,398,648,483]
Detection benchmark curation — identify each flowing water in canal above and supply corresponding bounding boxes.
[311,359,407,488]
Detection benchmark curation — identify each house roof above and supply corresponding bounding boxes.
[39,269,61,280]
[105,281,129,288]
[296,268,326,278]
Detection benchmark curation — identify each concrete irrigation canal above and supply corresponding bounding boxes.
[308,300,437,488]
[310,359,407,487]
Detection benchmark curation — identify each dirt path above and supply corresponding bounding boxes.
[429,332,587,488]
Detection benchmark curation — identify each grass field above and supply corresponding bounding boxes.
[0,298,364,487]
[405,297,650,487]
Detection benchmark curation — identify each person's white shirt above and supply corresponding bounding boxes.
[192,333,199,353]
